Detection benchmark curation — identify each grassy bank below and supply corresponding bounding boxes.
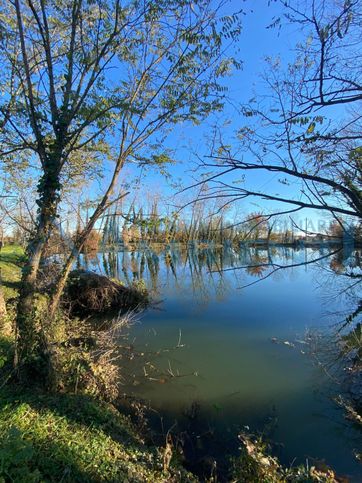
[0,385,190,482]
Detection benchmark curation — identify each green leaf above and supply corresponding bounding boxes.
[306,122,316,134]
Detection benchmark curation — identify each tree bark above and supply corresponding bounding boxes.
[0,268,7,320]
[15,168,61,385]
[15,233,50,382]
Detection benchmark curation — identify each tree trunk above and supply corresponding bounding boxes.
[15,234,50,381]
[0,268,7,320]
[15,166,61,385]
[49,186,128,318]
[49,245,80,318]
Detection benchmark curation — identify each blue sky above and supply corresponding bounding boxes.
[118,2,288,183]
[110,0,335,231]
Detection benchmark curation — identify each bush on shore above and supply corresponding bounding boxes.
[66,270,149,314]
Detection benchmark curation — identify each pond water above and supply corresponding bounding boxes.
[81,244,362,480]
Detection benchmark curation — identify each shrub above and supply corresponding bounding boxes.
[66,270,149,314]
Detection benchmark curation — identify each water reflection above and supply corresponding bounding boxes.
[81,244,361,304]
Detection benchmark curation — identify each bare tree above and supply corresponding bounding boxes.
[197,0,362,225]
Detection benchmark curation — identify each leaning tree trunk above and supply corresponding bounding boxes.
[49,243,82,318]
[49,167,128,318]
[49,223,106,319]
[49,206,108,318]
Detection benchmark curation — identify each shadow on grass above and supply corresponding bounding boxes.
[2,388,139,444]
[0,386,154,482]
[0,249,26,266]
[0,279,21,292]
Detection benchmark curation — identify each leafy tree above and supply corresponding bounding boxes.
[0,0,241,382]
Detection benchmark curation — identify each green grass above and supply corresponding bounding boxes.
[0,244,25,301]
[0,244,26,265]
[0,386,188,482]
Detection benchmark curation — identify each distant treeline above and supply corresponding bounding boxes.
[101,203,296,247]
[101,202,361,248]
[4,199,361,252]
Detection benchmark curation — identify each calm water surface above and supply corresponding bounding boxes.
[82,245,362,480]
